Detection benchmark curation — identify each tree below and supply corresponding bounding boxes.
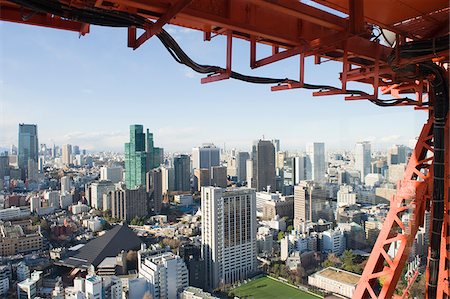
[286,225,294,233]
[322,253,341,268]
[277,231,285,241]
[126,250,138,270]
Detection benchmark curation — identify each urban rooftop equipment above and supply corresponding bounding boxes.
[0,0,448,298]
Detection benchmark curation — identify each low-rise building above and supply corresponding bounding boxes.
[0,222,43,256]
[308,267,361,298]
[180,286,218,299]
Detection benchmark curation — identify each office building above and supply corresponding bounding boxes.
[100,166,123,183]
[147,168,163,214]
[0,222,43,256]
[321,228,346,255]
[145,129,164,171]
[236,152,250,182]
[139,251,189,299]
[293,156,306,184]
[192,144,220,170]
[201,187,257,289]
[388,144,408,165]
[337,185,356,207]
[251,140,276,191]
[211,166,227,188]
[90,180,115,210]
[194,168,210,191]
[294,182,329,230]
[125,125,147,189]
[60,176,71,194]
[111,186,148,221]
[18,124,38,179]
[85,276,102,299]
[306,143,326,183]
[62,144,72,166]
[355,141,371,184]
[174,155,190,192]
[161,166,174,194]
[17,271,42,299]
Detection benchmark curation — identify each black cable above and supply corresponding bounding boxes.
[8,0,442,108]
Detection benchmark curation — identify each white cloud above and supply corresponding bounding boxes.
[379,135,401,143]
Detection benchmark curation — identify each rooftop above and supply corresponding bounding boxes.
[314,267,361,285]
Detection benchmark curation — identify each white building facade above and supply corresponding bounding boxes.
[201,187,257,290]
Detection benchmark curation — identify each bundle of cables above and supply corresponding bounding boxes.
[9,0,449,107]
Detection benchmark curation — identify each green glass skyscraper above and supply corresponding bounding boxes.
[125,125,147,189]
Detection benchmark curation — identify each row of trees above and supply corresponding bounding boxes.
[322,249,367,274]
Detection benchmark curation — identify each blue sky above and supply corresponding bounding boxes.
[0,21,427,152]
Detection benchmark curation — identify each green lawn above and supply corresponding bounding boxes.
[229,276,321,299]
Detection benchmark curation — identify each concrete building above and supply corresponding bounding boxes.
[308,267,361,298]
[355,141,371,184]
[306,143,326,183]
[262,195,294,220]
[62,144,72,166]
[139,251,189,299]
[85,275,102,299]
[180,286,218,299]
[0,222,43,256]
[100,166,123,183]
[17,270,42,299]
[321,228,345,255]
[211,166,227,188]
[251,140,276,191]
[337,185,356,207]
[161,166,174,194]
[194,168,210,191]
[236,152,250,182]
[293,182,329,230]
[192,144,220,171]
[18,124,39,180]
[60,176,71,194]
[0,206,30,221]
[16,262,30,282]
[201,187,257,290]
[90,180,115,210]
[174,155,191,192]
[111,186,148,221]
[388,144,408,165]
[147,168,163,214]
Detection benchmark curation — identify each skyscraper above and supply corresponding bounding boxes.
[306,142,326,183]
[294,181,330,230]
[125,125,147,189]
[62,144,72,166]
[111,186,148,221]
[18,124,38,179]
[147,168,163,214]
[355,141,371,183]
[174,154,190,192]
[192,144,220,170]
[201,187,257,290]
[236,152,250,182]
[251,140,276,191]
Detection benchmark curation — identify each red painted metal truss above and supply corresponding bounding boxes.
[0,1,449,298]
[0,0,448,104]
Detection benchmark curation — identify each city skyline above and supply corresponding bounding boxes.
[0,23,427,152]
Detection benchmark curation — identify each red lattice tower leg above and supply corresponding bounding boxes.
[353,116,434,298]
[435,115,449,298]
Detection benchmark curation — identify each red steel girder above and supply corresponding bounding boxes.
[353,118,434,299]
[0,5,89,34]
[128,0,192,49]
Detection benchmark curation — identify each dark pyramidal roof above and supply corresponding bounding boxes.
[62,223,141,268]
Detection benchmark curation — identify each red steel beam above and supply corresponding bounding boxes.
[246,0,347,30]
[0,5,89,34]
[129,0,192,49]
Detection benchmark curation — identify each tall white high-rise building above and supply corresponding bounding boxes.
[192,144,220,170]
[161,166,174,194]
[90,180,115,210]
[138,251,188,299]
[307,143,326,183]
[293,156,306,185]
[201,187,257,290]
[355,141,371,184]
